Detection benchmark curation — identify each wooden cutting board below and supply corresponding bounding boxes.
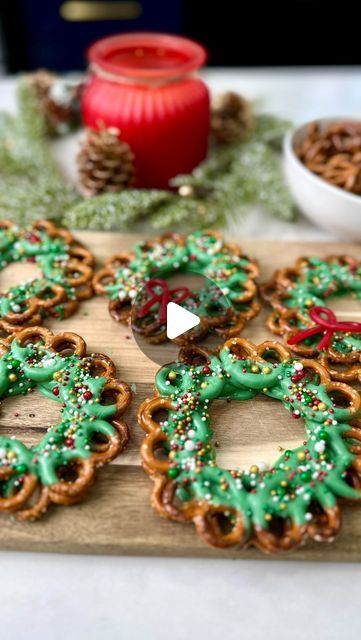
[0,231,360,561]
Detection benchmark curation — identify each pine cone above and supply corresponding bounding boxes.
[77,127,135,197]
[41,95,73,130]
[27,69,56,101]
[26,70,81,133]
[211,91,254,144]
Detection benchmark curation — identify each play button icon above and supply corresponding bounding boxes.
[130,272,231,366]
[166,302,200,340]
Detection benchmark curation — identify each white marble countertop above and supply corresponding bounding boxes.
[1,69,361,640]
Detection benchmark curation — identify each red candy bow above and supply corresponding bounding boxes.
[287,305,361,351]
[136,278,190,324]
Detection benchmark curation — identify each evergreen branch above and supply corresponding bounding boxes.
[170,115,294,223]
[0,78,294,230]
[63,190,173,230]
[150,196,224,230]
[0,175,77,225]
[0,79,79,223]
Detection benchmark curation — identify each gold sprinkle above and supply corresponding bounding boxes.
[264,513,272,522]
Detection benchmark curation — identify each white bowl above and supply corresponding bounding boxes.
[284,117,361,241]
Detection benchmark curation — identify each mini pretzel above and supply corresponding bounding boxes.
[0,220,95,333]
[0,326,132,521]
[296,121,361,195]
[261,254,361,382]
[93,230,260,344]
[139,338,361,554]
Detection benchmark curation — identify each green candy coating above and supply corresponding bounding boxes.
[280,256,361,354]
[105,231,258,330]
[153,345,360,533]
[0,224,76,324]
[0,339,119,489]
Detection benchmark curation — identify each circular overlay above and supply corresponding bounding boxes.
[139,338,361,553]
[131,272,232,367]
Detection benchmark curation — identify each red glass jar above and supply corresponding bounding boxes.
[82,32,210,189]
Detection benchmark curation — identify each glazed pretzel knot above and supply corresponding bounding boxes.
[93,230,260,344]
[0,326,131,520]
[0,220,94,333]
[139,338,361,554]
[261,254,361,382]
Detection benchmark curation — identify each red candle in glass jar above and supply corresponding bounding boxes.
[82,32,210,189]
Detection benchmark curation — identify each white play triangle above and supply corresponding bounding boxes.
[166,302,200,340]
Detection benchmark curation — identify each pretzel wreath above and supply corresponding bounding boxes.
[261,255,361,382]
[0,326,131,520]
[0,220,94,333]
[139,338,361,554]
[93,230,260,344]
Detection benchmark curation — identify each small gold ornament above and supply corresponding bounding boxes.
[178,184,195,198]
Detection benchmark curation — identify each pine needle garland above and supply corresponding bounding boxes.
[63,189,172,230]
[0,80,78,224]
[66,114,293,230]
[0,78,293,230]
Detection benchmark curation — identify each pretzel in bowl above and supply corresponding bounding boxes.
[139,338,361,553]
[261,255,361,382]
[0,220,94,333]
[0,326,131,520]
[93,230,260,345]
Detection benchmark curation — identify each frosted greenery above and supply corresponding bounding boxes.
[0,81,78,224]
[0,79,294,230]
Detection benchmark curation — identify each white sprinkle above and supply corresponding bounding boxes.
[257,461,267,472]
[11,304,21,313]
[315,441,326,454]
[43,358,56,368]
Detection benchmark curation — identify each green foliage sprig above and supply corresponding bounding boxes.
[0,81,78,224]
[0,78,293,230]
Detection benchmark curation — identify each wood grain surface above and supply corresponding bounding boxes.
[0,231,360,561]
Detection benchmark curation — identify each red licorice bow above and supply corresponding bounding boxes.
[136,278,191,324]
[287,305,361,351]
